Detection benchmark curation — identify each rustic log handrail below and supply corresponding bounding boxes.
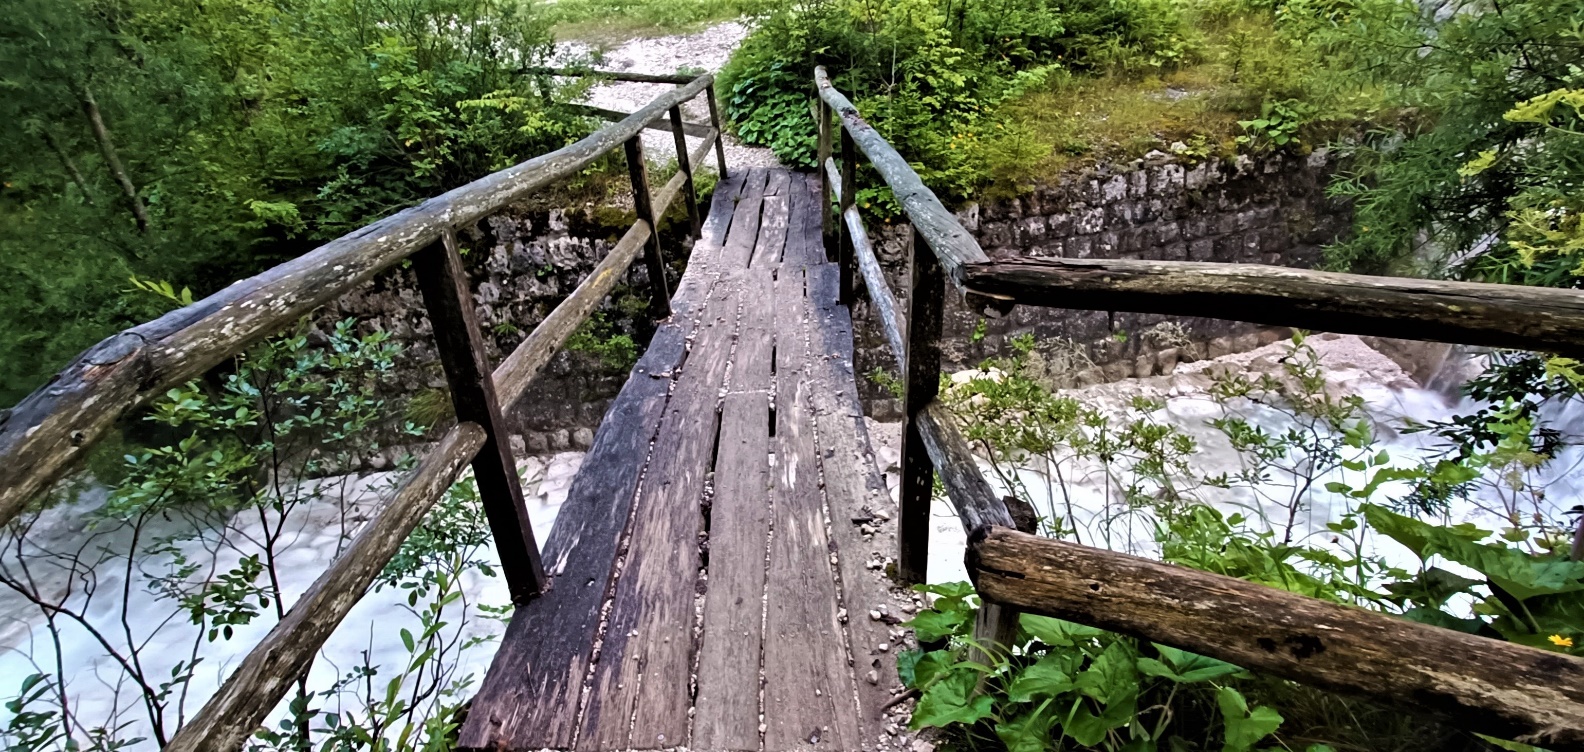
[824,157,904,371]
[964,256,1584,357]
[813,66,1011,314]
[1,73,730,748]
[0,72,715,527]
[969,527,1584,750]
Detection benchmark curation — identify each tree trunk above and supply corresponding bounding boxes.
[41,130,95,205]
[79,86,148,232]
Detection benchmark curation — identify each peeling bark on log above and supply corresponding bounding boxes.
[969,527,1584,751]
[0,75,713,527]
[963,257,1584,357]
[163,423,486,752]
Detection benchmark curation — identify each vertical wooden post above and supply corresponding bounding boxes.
[969,497,1035,670]
[414,229,547,604]
[897,228,943,585]
[625,136,673,319]
[817,100,833,261]
[838,128,858,307]
[668,104,702,239]
[704,83,729,178]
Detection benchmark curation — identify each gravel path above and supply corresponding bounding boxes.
[555,22,782,171]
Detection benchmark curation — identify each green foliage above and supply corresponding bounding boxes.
[566,312,640,371]
[1235,98,1315,150]
[1308,0,1584,278]
[0,0,592,404]
[718,0,1193,203]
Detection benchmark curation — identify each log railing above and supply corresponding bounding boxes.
[815,64,1584,750]
[0,71,727,751]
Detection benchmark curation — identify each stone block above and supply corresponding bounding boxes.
[1067,235,1095,258]
[510,434,526,456]
[1185,163,1212,190]
[981,221,1013,248]
[1150,163,1185,194]
[572,427,595,450]
[1016,216,1047,245]
[1189,238,1215,261]
[1213,233,1244,260]
[1207,336,1234,359]
[550,429,571,451]
[1135,354,1156,378]
[1103,175,1129,202]
[526,432,549,454]
[1097,231,1121,256]
[1157,348,1181,374]
[1108,202,1136,225]
[1161,241,1188,261]
[1129,169,1150,198]
[1075,206,1106,235]
[1103,360,1132,381]
[1046,213,1074,237]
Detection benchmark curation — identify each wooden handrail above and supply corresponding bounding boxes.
[0,73,714,525]
[813,67,1012,315]
[962,256,1584,357]
[824,157,904,371]
[969,527,1584,750]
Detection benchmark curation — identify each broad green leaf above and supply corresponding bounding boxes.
[996,707,1053,752]
[907,608,970,643]
[1007,653,1074,703]
[1363,504,1584,601]
[1138,645,1244,683]
[910,669,995,729]
[1216,686,1283,752]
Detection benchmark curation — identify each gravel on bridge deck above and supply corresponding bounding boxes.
[458,168,907,752]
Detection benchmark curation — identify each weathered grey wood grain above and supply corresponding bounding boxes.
[963,257,1584,357]
[812,67,981,285]
[706,83,729,176]
[165,423,486,752]
[578,271,738,751]
[626,136,673,319]
[970,527,1584,751]
[897,228,943,586]
[669,104,703,238]
[806,261,906,748]
[493,133,719,409]
[914,401,1014,532]
[457,171,745,752]
[718,168,769,270]
[763,182,862,752]
[0,73,714,526]
[567,102,715,137]
[748,193,790,270]
[415,230,546,601]
[826,157,905,372]
[693,265,775,752]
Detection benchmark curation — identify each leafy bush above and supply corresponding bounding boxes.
[718,0,1193,203]
[920,334,1584,749]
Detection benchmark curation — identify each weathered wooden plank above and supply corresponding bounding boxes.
[969,527,1584,751]
[763,227,862,752]
[818,99,834,258]
[763,168,792,198]
[165,423,486,752]
[693,265,776,752]
[718,168,770,270]
[780,174,826,269]
[962,256,1584,358]
[805,263,904,748]
[579,277,739,751]
[493,132,719,410]
[748,193,790,270]
[457,171,744,752]
[838,129,857,306]
[415,230,546,602]
[0,73,714,526]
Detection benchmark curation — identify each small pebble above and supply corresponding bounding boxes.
[869,609,883,621]
[865,670,880,685]
[877,642,890,653]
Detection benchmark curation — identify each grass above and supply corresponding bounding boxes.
[981,12,1327,196]
[545,0,765,44]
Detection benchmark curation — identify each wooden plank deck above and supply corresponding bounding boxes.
[459,169,903,752]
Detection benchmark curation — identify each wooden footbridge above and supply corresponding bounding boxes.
[5,67,1584,751]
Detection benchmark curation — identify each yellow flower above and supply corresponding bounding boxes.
[1550,634,1574,648]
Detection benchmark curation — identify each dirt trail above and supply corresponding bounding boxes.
[555,22,781,170]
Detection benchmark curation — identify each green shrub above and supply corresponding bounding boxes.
[717,0,1193,204]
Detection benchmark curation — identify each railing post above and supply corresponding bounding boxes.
[624,136,673,319]
[818,100,833,260]
[668,104,702,239]
[414,229,547,604]
[704,83,729,178]
[838,128,857,306]
[898,228,943,584]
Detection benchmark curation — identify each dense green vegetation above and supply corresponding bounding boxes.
[0,0,592,404]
